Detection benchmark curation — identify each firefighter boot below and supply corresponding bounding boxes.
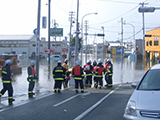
[8,98,15,105]
[28,93,33,98]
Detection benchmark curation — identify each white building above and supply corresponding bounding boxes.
[0,35,67,58]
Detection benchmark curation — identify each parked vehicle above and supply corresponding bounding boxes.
[48,55,60,61]
[124,64,160,120]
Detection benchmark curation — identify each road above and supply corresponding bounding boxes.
[0,83,135,120]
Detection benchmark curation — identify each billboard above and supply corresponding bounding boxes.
[42,16,47,28]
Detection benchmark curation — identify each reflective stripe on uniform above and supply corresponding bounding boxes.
[55,70,63,72]
[109,73,113,76]
[55,78,64,80]
[29,75,34,77]
[2,71,7,74]
[28,91,33,93]
[29,79,36,82]
[8,96,13,99]
[3,81,11,83]
[108,84,112,86]
[86,73,92,76]
[74,77,82,80]
[94,75,103,77]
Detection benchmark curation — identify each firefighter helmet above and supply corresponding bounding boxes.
[5,60,12,64]
[76,60,80,65]
[58,60,62,64]
[107,59,111,62]
[87,60,91,64]
[64,59,68,62]
[98,59,103,63]
[30,60,36,66]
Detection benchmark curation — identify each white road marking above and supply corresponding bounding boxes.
[53,94,80,107]
[0,92,54,112]
[74,84,121,120]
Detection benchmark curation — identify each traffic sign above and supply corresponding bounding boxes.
[62,48,67,52]
[44,49,55,54]
[33,28,40,35]
[44,49,49,53]
[50,28,63,37]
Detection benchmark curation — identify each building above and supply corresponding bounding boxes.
[0,35,67,58]
[145,27,160,60]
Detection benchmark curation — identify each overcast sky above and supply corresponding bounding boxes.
[0,0,160,44]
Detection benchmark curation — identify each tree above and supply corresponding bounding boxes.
[70,36,82,53]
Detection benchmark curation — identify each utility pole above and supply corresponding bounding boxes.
[84,20,88,64]
[75,0,80,64]
[101,26,104,61]
[121,18,124,69]
[68,11,75,66]
[48,0,51,66]
[36,0,41,81]
[139,2,148,60]
[54,19,58,53]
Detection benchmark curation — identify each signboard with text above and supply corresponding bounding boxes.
[50,28,63,37]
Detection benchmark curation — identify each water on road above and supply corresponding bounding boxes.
[0,54,147,98]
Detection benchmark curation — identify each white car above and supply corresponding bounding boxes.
[124,64,160,120]
[49,55,60,61]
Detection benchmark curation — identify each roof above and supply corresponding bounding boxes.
[151,64,160,70]
[0,35,35,40]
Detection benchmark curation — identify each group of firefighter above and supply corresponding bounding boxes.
[55,58,113,93]
[0,58,113,105]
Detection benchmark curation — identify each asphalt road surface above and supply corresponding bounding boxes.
[0,83,135,120]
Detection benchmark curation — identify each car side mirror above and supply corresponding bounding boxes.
[131,83,138,88]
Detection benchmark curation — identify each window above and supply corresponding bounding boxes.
[22,52,27,54]
[32,44,36,47]
[146,41,149,46]
[40,44,43,47]
[150,40,152,46]
[154,37,159,46]
[138,70,160,90]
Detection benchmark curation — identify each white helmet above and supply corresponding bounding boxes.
[105,58,108,63]
[98,59,102,63]
[93,60,97,62]
[58,60,62,64]
[64,59,68,62]
[76,60,80,65]
[30,60,36,66]
[87,60,91,64]
[107,59,111,62]
[5,60,12,64]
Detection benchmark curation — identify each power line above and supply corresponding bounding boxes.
[99,0,139,5]
[123,28,142,40]
[92,5,140,25]
[53,0,69,15]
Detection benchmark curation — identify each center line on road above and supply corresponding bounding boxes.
[74,84,121,120]
[53,94,80,107]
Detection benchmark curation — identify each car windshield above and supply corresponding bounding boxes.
[138,69,160,90]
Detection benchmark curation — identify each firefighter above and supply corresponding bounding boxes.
[92,60,97,67]
[104,58,109,87]
[93,59,105,89]
[27,60,38,98]
[53,60,66,93]
[72,60,84,93]
[62,59,69,89]
[105,59,113,87]
[83,60,93,88]
[0,59,15,105]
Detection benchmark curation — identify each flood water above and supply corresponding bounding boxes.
[0,54,148,98]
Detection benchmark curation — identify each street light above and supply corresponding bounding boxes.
[124,22,135,53]
[80,12,97,65]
